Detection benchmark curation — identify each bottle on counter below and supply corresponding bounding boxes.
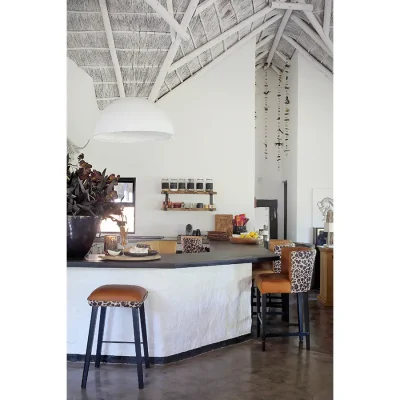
[161,178,169,191]
[205,178,213,192]
[170,178,178,191]
[196,178,204,191]
[178,178,186,190]
[187,178,195,191]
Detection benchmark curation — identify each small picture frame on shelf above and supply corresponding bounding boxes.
[314,228,327,246]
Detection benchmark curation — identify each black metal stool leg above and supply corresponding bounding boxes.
[139,304,150,369]
[297,293,304,343]
[95,307,107,368]
[81,306,99,389]
[256,286,261,338]
[261,293,267,351]
[303,292,311,350]
[132,308,144,389]
[282,294,290,322]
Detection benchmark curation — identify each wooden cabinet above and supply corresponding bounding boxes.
[317,247,333,307]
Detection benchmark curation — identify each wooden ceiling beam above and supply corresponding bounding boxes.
[256,34,274,50]
[282,34,332,79]
[144,0,189,41]
[323,0,332,36]
[297,0,333,54]
[98,0,125,97]
[149,0,200,102]
[266,9,292,68]
[290,14,332,56]
[271,64,282,75]
[271,1,313,12]
[169,8,282,72]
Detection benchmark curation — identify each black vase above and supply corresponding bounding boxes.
[67,216,101,260]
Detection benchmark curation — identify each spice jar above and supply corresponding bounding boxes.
[196,178,204,191]
[205,178,213,192]
[178,178,186,190]
[170,178,178,191]
[187,178,195,191]
[161,178,169,191]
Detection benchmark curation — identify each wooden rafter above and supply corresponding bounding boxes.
[167,0,175,42]
[256,50,269,64]
[275,50,289,64]
[282,34,332,79]
[169,8,282,72]
[193,0,218,17]
[256,34,274,50]
[290,14,332,56]
[98,0,125,97]
[271,64,282,75]
[149,0,200,102]
[271,1,313,12]
[297,0,333,54]
[266,9,292,68]
[323,0,332,36]
[144,0,189,41]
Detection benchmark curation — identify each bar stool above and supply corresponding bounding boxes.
[81,284,150,390]
[255,247,316,351]
[181,236,206,253]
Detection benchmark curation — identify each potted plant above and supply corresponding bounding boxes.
[67,153,125,259]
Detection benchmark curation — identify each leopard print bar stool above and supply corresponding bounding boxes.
[255,247,316,352]
[81,285,150,390]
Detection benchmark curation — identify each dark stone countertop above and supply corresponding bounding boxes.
[67,242,279,269]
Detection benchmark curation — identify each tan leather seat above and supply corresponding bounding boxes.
[255,273,291,294]
[87,284,148,308]
[252,262,274,279]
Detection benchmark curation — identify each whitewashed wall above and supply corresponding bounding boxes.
[67,40,256,236]
[254,67,284,238]
[282,52,333,243]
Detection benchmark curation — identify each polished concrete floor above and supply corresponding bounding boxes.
[67,292,333,400]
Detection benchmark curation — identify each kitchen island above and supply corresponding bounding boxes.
[67,242,278,363]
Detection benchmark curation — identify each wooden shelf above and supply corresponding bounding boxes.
[161,190,217,195]
[162,208,216,212]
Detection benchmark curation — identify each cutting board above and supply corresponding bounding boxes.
[215,214,233,238]
[99,254,161,262]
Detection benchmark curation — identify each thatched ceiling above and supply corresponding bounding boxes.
[67,0,333,109]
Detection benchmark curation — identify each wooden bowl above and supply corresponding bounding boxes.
[229,236,258,245]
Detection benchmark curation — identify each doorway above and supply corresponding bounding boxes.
[255,199,278,240]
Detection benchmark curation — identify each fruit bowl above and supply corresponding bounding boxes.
[229,236,258,245]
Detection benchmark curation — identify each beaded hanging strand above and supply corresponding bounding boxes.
[264,66,269,159]
[284,62,290,156]
[275,70,283,170]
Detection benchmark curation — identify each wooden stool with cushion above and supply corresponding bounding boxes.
[255,247,316,351]
[81,284,150,390]
[181,236,206,253]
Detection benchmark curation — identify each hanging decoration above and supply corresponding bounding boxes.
[283,62,290,156]
[275,71,283,170]
[264,67,269,159]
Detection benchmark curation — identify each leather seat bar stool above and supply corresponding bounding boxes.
[255,247,316,352]
[81,284,150,390]
[251,240,294,325]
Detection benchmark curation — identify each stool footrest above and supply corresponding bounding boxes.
[264,332,310,338]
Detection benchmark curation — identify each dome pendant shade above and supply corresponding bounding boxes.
[94,97,175,143]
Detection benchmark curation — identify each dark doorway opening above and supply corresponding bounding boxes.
[255,199,278,240]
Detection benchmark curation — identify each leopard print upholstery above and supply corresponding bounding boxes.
[88,292,148,308]
[290,250,316,293]
[181,236,205,253]
[273,243,295,273]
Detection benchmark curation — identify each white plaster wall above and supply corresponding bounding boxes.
[282,52,333,243]
[67,40,256,236]
[254,68,284,238]
[67,264,252,357]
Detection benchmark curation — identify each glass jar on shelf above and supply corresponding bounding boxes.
[161,178,169,191]
[187,178,195,191]
[178,178,186,190]
[205,178,213,192]
[196,178,204,191]
[170,178,178,191]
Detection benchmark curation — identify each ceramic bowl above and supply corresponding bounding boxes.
[107,249,122,256]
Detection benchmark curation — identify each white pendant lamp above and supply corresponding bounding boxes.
[94,97,174,143]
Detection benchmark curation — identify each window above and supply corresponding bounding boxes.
[100,178,135,234]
